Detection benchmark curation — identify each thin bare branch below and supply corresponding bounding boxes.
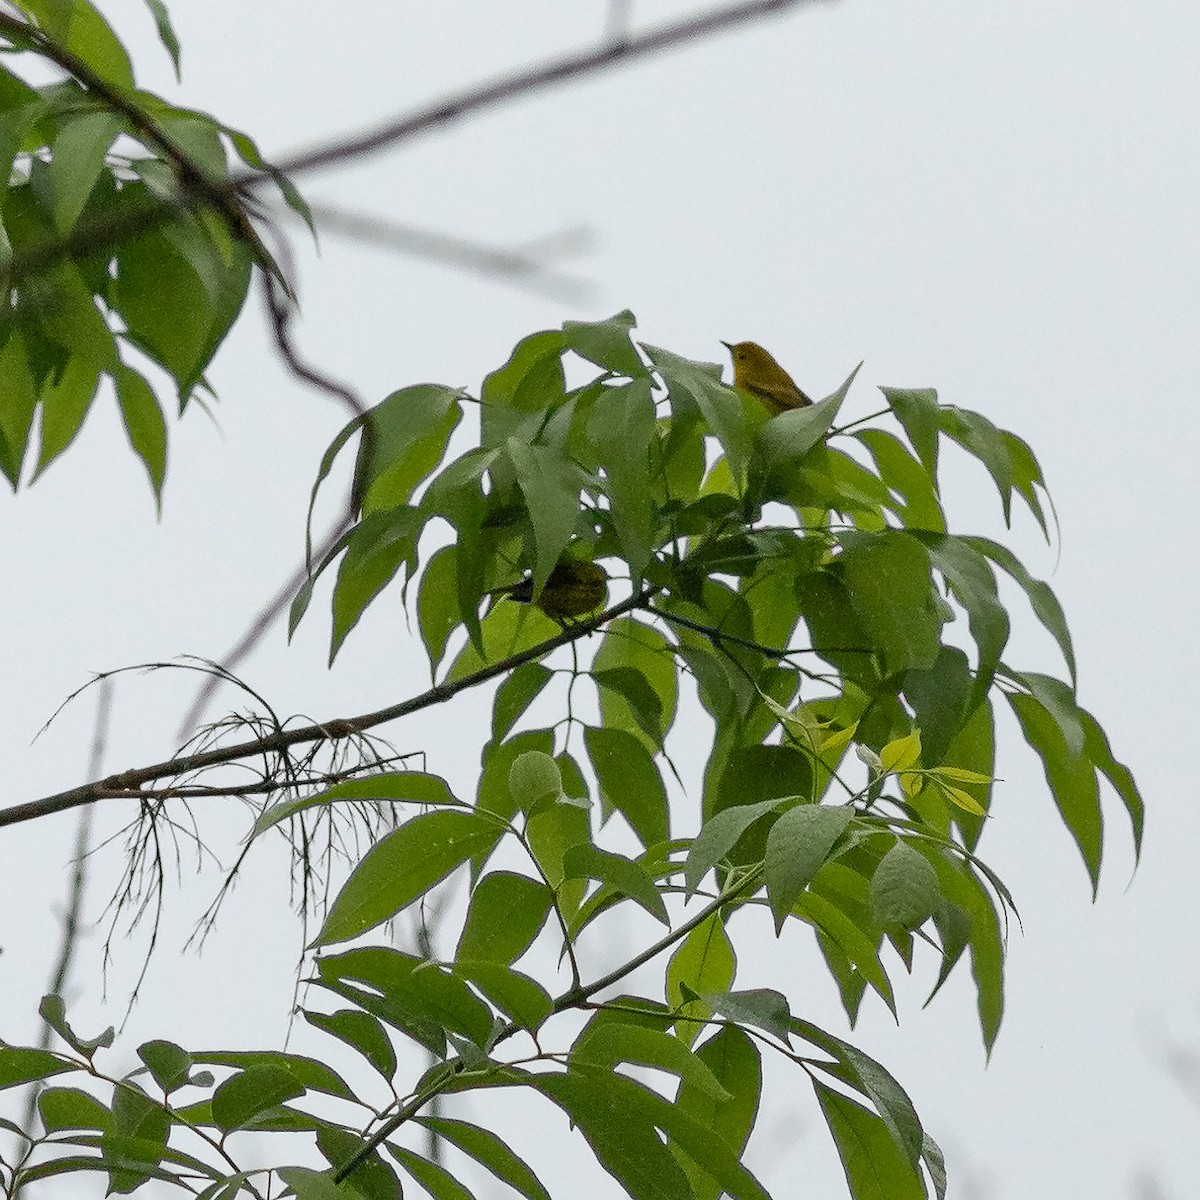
[1,588,660,830]
[273,1,807,179]
[305,204,594,303]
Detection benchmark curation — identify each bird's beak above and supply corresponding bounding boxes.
[720,340,732,351]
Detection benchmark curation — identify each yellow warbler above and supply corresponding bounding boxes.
[723,340,813,415]
[498,557,608,623]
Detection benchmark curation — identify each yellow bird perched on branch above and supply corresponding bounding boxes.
[723,340,813,415]
[495,557,608,623]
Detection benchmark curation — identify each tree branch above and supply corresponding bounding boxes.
[0,590,657,830]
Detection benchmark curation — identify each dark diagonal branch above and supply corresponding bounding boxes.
[274,1,807,179]
[0,589,658,831]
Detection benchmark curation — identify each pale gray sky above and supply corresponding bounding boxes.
[4,2,1199,1197]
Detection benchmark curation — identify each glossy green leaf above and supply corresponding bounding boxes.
[506,438,586,596]
[0,1044,73,1090]
[508,749,562,809]
[703,987,793,1043]
[277,1165,360,1199]
[315,810,500,946]
[413,1115,551,1200]
[418,544,463,675]
[870,840,941,932]
[38,1085,109,1131]
[193,1051,354,1101]
[814,1080,926,1199]
[765,804,854,931]
[795,890,895,1019]
[793,1019,923,1167]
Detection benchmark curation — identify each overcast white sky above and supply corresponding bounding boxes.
[4,2,1200,1197]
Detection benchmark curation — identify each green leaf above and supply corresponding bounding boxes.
[562,843,668,925]
[813,1079,926,1199]
[301,1010,396,1083]
[592,618,678,752]
[33,353,99,477]
[212,1067,303,1134]
[314,810,500,946]
[666,914,736,1046]
[592,666,666,749]
[0,1044,73,1090]
[111,227,215,391]
[795,890,895,1019]
[252,771,464,838]
[411,1116,551,1200]
[584,725,668,849]
[764,804,854,931]
[854,428,945,532]
[352,383,462,515]
[46,109,120,234]
[455,871,553,965]
[418,544,463,675]
[330,506,422,661]
[528,1067,769,1200]
[1008,690,1102,894]
[562,309,644,377]
[964,536,1075,685]
[938,405,1015,524]
[277,1165,360,1199]
[508,750,562,809]
[919,533,1009,704]
[389,1146,476,1200]
[193,1052,354,1101]
[492,661,553,743]
[703,987,793,1043]
[870,840,941,932]
[141,0,182,79]
[574,1018,731,1104]
[672,1027,762,1200]
[645,343,754,486]
[453,961,552,1030]
[316,947,495,1056]
[922,851,1005,1054]
[506,438,586,596]
[587,378,656,580]
[881,387,940,483]
[752,367,855,477]
[38,1085,109,1131]
[793,1020,923,1167]
[23,0,134,89]
[1010,670,1085,756]
[902,647,973,767]
[38,994,113,1057]
[840,530,941,675]
[685,797,783,897]
[115,364,167,505]
[1080,707,1144,862]
[137,1040,191,1094]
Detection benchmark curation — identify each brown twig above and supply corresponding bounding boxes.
[0,589,658,830]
